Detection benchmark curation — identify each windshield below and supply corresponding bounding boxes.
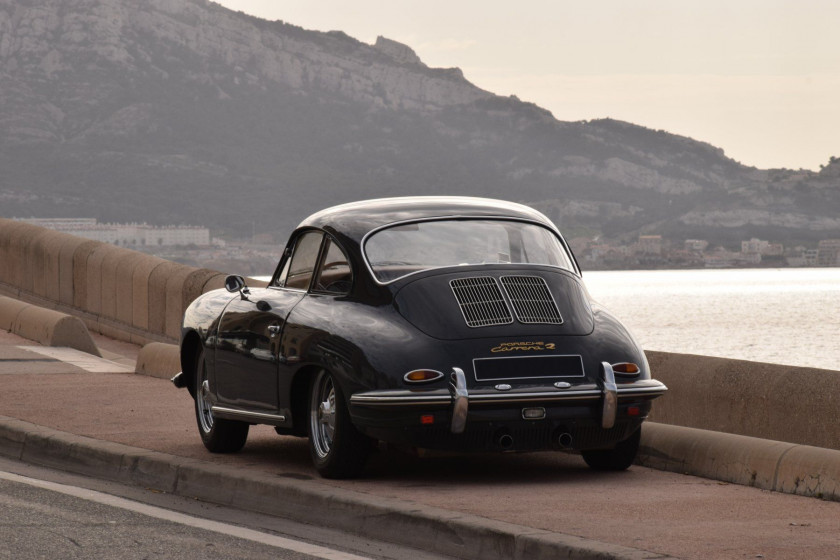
[364,219,576,282]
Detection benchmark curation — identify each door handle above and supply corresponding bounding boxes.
[268,325,281,337]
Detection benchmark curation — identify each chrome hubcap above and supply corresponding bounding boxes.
[311,372,336,458]
[197,368,214,434]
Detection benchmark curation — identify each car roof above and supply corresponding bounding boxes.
[298,196,556,242]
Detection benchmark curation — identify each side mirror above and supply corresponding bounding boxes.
[224,275,246,294]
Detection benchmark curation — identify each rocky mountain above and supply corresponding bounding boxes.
[1,0,838,249]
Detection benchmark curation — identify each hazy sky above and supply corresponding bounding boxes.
[217,1,839,171]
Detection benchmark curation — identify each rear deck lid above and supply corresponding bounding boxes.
[394,268,594,340]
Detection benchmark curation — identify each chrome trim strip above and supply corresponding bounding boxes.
[350,389,602,406]
[616,384,668,397]
[349,380,667,408]
[449,367,469,434]
[211,406,287,424]
[350,393,452,405]
[601,362,618,429]
[478,392,600,404]
[171,371,187,389]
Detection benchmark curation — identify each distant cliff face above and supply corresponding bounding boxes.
[0,0,837,246]
[0,0,487,123]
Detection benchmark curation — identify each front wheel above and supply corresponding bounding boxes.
[581,427,641,471]
[194,348,249,453]
[308,370,371,479]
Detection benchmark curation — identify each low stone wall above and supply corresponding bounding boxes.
[2,218,838,453]
[639,423,840,501]
[646,350,840,450]
[0,295,100,356]
[135,342,182,379]
[0,218,235,345]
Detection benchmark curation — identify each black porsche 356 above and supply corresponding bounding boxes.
[172,197,666,478]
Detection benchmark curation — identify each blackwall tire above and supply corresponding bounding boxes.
[194,347,249,453]
[308,369,371,479]
[581,426,641,471]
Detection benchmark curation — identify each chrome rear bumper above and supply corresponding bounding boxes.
[449,367,468,434]
[350,365,667,434]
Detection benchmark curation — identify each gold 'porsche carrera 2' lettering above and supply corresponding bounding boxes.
[491,341,556,353]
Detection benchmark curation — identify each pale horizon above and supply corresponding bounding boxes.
[217,0,839,171]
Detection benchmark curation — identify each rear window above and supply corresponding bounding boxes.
[364,219,575,283]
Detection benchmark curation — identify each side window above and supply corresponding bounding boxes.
[314,238,353,294]
[283,232,324,290]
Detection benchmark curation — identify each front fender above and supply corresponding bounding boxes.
[179,288,238,396]
[181,288,236,342]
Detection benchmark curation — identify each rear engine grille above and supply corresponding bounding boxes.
[450,277,513,328]
[500,276,563,325]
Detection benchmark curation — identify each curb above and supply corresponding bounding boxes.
[0,415,675,560]
[125,343,840,505]
[0,295,101,357]
[135,342,181,378]
[639,423,840,501]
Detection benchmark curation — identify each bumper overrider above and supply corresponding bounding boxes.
[349,362,667,450]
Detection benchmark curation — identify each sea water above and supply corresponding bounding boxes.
[584,268,840,369]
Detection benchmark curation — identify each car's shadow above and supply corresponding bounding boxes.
[223,427,631,487]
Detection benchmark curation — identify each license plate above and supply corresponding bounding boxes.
[473,355,585,381]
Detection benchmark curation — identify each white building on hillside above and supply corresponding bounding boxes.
[17,218,210,247]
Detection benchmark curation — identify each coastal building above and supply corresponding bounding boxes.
[741,238,783,257]
[704,246,761,268]
[817,240,840,266]
[17,218,211,247]
[684,239,709,252]
[636,235,662,255]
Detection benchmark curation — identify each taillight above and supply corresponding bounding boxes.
[403,369,444,384]
[612,362,641,378]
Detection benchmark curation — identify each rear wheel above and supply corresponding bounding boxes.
[194,348,249,453]
[582,427,641,471]
[308,369,371,479]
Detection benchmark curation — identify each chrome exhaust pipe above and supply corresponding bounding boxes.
[557,432,573,449]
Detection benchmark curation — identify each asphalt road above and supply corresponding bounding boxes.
[0,457,455,560]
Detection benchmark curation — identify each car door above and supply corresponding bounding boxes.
[213,231,323,413]
[277,235,356,417]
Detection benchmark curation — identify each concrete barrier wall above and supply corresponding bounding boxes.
[2,218,838,451]
[646,350,840,450]
[0,296,101,356]
[0,218,242,346]
[135,342,182,379]
[639,423,840,501]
